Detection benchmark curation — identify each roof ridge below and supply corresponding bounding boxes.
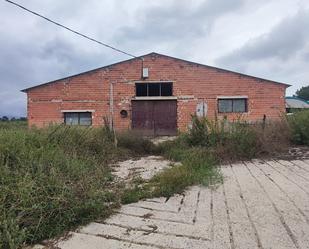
[22,52,290,92]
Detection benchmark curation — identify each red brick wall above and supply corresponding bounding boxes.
[26,53,287,131]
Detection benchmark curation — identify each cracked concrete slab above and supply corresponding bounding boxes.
[37,159,309,249]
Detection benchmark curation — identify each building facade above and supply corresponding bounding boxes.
[22,53,288,136]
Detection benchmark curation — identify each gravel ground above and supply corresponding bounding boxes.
[46,158,309,249]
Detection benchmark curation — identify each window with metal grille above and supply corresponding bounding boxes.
[135,83,173,97]
[218,98,247,113]
[64,112,92,126]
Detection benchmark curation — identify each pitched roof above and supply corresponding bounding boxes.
[21,52,290,92]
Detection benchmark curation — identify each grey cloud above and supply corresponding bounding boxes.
[115,0,244,43]
[215,9,309,96]
[0,34,123,117]
[217,10,309,67]
[303,51,309,61]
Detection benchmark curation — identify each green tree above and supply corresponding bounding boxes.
[295,85,309,101]
[1,116,9,121]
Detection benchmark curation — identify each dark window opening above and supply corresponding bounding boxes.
[136,84,147,96]
[64,112,92,126]
[148,83,160,96]
[161,83,173,96]
[218,98,247,113]
[136,83,173,97]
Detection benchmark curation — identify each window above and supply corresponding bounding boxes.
[136,83,173,97]
[136,84,147,96]
[64,112,92,126]
[218,98,247,113]
[161,83,173,96]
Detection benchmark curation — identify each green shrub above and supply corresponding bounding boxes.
[288,110,309,145]
[0,212,26,249]
[253,119,291,155]
[215,122,258,161]
[151,164,193,197]
[186,116,210,146]
[117,131,156,155]
[121,185,149,204]
[184,115,260,161]
[186,116,227,147]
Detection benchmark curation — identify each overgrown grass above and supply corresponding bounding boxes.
[0,120,27,130]
[151,147,221,197]
[2,111,309,248]
[0,125,154,248]
[117,131,156,155]
[177,115,294,162]
[153,111,309,197]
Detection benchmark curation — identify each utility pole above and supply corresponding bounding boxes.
[109,81,114,130]
[109,81,117,147]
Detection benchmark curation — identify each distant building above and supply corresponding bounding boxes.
[285,96,309,113]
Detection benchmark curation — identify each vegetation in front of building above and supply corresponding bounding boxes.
[288,110,309,146]
[1,110,309,248]
[0,125,153,248]
[0,120,27,130]
[121,111,305,204]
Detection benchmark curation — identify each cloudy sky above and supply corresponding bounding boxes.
[1,0,309,117]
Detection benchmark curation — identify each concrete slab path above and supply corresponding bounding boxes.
[50,159,309,248]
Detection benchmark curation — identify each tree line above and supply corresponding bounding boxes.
[0,116,27,121]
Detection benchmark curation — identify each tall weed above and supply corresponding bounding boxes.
[0,125,154,248]
[288,110,309,145]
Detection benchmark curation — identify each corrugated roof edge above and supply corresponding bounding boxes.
[285,96,309,104]
[21,52,291,92]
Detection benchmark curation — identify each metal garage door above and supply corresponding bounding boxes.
[132,100,177,136]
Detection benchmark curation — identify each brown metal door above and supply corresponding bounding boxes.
[132,101,154,136]
[132,100,177,136]
[153,101,177,136]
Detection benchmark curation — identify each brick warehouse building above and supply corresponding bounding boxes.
[22,52,289,136]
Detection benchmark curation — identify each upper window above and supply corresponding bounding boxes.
[64,112,92,126]
[218,98,247,113]
[136,83,173,97]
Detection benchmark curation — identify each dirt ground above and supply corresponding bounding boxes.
[46,158,309,249]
